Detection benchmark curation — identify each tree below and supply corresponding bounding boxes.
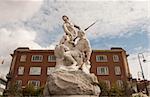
[7,82,23,97]
[22,83,35,96]
[22,83,44,97]
[108,83,124,97]
[5,82,44,97]
[122,81,135,96]
[98,80,110,96]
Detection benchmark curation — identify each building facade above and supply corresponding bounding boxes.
[6,47,131,89]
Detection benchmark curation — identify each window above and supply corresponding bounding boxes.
[47,67,55,75]
[48,55,56,62]
[18,67,24,75]
[31,55,43,62]
[28,80,40,87]
[96,55,108,62]
[105,80,111,89]
[97,67,109,75]
[117,80,123,88]
[16,80,22,86]
[115,66,121,75]
[113,55,119,62]
[29,67,41,75]
[20,55,26,62]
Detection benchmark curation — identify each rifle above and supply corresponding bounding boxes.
[73,20,98,41]
[84,20,98,31]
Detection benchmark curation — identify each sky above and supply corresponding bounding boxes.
[0,0,150,80]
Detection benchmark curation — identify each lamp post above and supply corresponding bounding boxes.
[137,71,142,80]
[138,53,149,96]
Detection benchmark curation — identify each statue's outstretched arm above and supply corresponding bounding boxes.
[74,24,80,30]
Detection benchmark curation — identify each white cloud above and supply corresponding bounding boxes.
[0,0,43,23]
[0,26,55,75]
[0,27,40,53]
[0,0,149,79]
[26,0,149,40]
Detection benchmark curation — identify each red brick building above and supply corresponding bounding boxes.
[6,47,131,89]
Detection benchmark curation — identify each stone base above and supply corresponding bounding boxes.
[50,95,98,97]
[43,70,100,96]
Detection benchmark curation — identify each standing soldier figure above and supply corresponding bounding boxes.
[62,15,80,41]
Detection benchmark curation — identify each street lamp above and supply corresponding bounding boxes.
[137,71,142,80]
[138,53,149,96]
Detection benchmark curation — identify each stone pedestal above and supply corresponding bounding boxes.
[43,70,100,97]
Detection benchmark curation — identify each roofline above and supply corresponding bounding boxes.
[92,50,122,53]
[14,47,126,53]
[15,49,124,53]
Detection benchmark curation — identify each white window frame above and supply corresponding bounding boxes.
[28,80,40,87]
[20,55,27,62]
[31,55,43,62]
[105,80,111,89]
[117,80,123,88]
[29,67,41,75]
[113,55,119,62]
[115,66,121,75]
[18,67,24,75]
[96,55,108,62]
[48,55,56,62]
[47,67,55,75]
[97,66,109,75]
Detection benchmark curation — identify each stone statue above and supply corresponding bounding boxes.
[62,15,80,41]
[63,30,92,73]
[54,35,73,69]
[43,15,101,97]
[55,30,92,73]
[55,15,92,73]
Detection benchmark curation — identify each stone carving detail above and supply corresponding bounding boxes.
[44,15,101,97]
